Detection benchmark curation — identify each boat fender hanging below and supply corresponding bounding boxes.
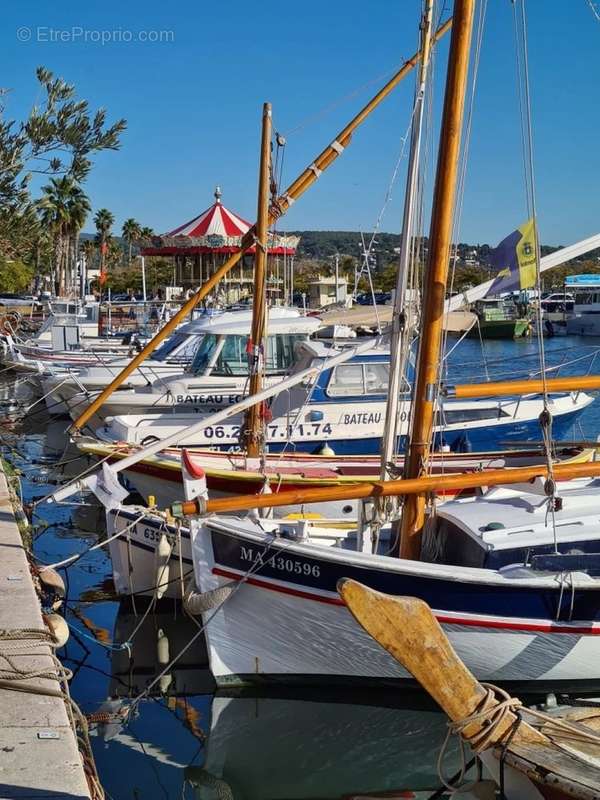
[157,628,170,666]
[156,631,173,694]
[183,580,236,615]
[155,534,171,600]
[38,567,66,599]
[44,612,70,648]
[319,444,335,456]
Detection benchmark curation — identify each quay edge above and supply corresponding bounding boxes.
[0,461,94,800]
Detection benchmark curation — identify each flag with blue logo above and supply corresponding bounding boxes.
[487,218,537,294]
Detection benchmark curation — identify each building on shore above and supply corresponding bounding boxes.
[308,275,348,308]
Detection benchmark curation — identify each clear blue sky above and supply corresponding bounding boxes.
[2,1,599,247]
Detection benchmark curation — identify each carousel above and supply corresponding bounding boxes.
[141,187,300,304]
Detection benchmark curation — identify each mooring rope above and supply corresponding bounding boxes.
[437,682,600,793]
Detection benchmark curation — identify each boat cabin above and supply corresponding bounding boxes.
[188,308,321,377]
[565,274,600,313]
[424,479,600,573]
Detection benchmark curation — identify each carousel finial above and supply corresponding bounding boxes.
[214,185,222,204]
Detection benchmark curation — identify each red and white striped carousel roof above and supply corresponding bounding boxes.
[166,186,251,238]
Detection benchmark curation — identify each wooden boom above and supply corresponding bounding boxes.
[444,374,600,398]
[173,459,600,517]
[70,18,452,433]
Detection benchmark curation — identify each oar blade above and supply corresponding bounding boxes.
[337,578,486,720]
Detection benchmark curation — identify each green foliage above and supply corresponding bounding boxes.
[0,257,34,293]
[98,256,173,294]
[0,67,126,273]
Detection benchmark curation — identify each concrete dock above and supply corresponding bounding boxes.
[0,466,92,799]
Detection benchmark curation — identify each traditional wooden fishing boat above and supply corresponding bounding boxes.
[78,437,595,513]
[339,579,600,800]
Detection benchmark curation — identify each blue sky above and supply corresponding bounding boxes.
[2,1,599,247]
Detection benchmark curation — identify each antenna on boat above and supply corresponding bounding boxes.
[399,0,476,560]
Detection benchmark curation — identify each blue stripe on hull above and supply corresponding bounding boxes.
[211,527,600,623]
[258,406,585,456]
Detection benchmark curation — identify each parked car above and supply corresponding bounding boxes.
[356,291,391,305]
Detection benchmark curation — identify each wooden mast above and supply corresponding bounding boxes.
[399,0,475,560]
[70,20,452,434]
[244,102,272,458]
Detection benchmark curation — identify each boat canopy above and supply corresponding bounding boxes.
[176,307,320,337]
[565,274,600,288]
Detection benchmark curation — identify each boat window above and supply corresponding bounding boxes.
[327,362,390,396]
[189,334,220,373]
[151,332,196,362]
[265,335,305,374]
[440,407,510,423]
[575,292,592,305]
[327,364,365,396]
[192,333,306,377]
[364,362,389,394]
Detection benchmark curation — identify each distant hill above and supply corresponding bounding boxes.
[291,230,600,269]
[79,229,600,271]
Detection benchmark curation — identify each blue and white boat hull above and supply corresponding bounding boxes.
[191,517,600,692]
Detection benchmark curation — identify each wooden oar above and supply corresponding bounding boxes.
[337,579,600,800]
[337,579,544,748]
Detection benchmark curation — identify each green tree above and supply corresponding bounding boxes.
[0,67,126,266]
[139,226,154,241]
[94,208,115,280]
[38,176,90,294]
[0,257,34,293]
[122,218,142,264]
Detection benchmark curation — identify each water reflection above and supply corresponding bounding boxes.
[65,601,461,800]
[199,690,456,800]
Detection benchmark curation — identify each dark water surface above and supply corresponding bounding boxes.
[1,334,600,799]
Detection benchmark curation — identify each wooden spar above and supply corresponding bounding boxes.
[244,102,272,458]
[173,459,600,517]
[70,19,452,433]
[399,0,475,560]
[380,1,434,482]
[445,374,600,399]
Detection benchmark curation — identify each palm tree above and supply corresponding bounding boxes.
[140,226,154,241]
[94,208,115,283]
[81,239,96,265]
[38,176,89,295]
[122,218,142,264]
[67,188,91,292]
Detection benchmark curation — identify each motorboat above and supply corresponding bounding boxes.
[44,307,321,423]
[96,340,594,453]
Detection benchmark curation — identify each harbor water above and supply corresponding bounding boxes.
[2,335,600,799]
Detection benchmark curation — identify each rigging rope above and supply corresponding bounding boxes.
[428,0,488,480]
[513,0,559,550]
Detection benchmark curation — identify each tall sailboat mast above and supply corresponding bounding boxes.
[399,0,475,560]
[380,1,434,482]
[244,102,272,458]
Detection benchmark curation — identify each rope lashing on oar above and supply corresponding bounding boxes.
[437,682,600,793]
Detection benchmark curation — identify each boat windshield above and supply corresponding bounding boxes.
[150,332,197,362]
[190,333,306,376]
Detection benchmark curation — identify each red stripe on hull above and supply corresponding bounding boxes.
[212,567,600,635]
